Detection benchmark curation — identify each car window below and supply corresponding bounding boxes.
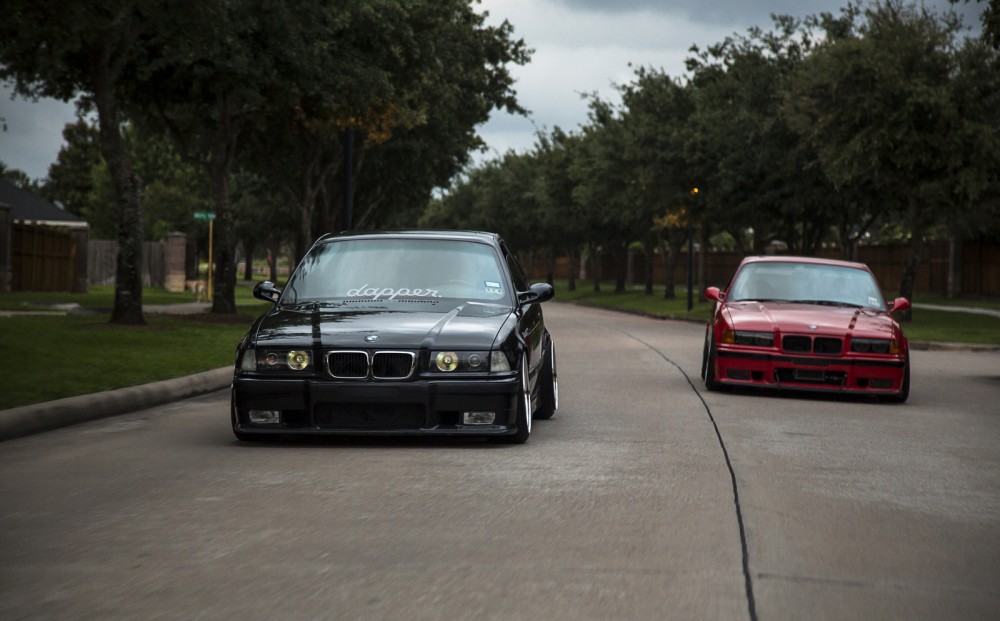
[502,244,530,292]
[282,238,510,305]
[728,262,886,310]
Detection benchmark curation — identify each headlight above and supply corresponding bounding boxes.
[490,350,511,373]
[244,348,313,371]
[733,330,774,347]
[851,338,891,354]
[240,348,257,371]
[429,351,490,373]
[287,351,311,370]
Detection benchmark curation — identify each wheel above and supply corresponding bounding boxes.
[882,353,910,403]
[704,336,720,391]
[496,353,531,444]
[701,331,710,380]
[534,340,558,420]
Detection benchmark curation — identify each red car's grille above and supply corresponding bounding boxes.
[782,335,842,355]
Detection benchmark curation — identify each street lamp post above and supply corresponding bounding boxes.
[687,187,699,312]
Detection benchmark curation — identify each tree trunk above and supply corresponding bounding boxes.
[93,64,145,325]
[209,163,237,314]
[697,224,712,300]
[243,240,255,281]
[896,223,926,324]
[589,243,601,293]
[614,242,627,294]
[642,237,655,296]
[566,249,576,292]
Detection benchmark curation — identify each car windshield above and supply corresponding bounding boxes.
[727,261,886,311]
[281,238,511,306]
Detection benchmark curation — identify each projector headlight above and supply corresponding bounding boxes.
[734,330,775,347]
[244,348,313,372]
[429,351,491,373]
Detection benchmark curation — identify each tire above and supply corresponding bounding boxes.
[882,353,910,404]
[534,341,558,420]
[496,354,531,444]
[704,338,720,391]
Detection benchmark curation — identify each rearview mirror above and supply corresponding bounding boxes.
[517,282,555,306]
[704,287,726,303]
[253,281,282,303]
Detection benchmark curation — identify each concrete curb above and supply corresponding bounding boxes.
[0,367,232,442]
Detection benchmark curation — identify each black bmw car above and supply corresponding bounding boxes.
[231,230,557,444]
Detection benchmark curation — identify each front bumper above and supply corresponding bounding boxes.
[713,348,906,395]
[232,374,521,437]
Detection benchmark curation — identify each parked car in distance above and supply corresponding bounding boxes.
[231,230,557,443]
[701,256,910,402]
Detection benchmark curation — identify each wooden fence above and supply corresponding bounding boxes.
[535,239,1000,298]
[11,224,87,293]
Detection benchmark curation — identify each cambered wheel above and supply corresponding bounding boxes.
[704,337,720,391]
[882,353,910,404]
[534,341,558,420]
[496,353,531,444]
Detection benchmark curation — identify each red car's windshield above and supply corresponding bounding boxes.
[727,262,887,311]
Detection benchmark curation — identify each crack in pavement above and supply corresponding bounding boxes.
[621,329,759,621]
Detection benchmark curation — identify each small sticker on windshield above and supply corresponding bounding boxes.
[867,297,879,306]
[485,281,503,294]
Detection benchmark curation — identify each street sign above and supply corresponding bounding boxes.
[193,211,216,221]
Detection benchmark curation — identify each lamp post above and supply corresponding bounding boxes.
[687,187,699,312]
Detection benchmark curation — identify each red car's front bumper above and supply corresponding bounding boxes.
[712,347,907,395]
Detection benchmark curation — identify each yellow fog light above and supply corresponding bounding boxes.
[436,352,458,372]
[287,350,311,370]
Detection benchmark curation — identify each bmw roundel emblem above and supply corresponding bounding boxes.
[365,334,380,343]
[808,325,818,331]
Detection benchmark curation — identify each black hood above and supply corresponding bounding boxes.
[251,302,514,350]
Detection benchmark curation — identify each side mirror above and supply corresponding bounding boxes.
[704,287,726,303]
[889,297,910,314]
[253,281,282,303]
[517,282,555,306]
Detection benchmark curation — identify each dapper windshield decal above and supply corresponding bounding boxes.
[485,281,503,295]
[346,284,441,300]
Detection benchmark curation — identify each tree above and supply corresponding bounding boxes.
[618,67,695,297]
[1,1,154,324]
[787,1,965,317]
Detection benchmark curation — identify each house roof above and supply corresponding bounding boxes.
[0,178,88,228]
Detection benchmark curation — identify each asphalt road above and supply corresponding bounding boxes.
[1,303,998,620]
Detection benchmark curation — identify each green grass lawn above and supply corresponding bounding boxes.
[1,280,996,409]
[0,283,266,310]
[1,284,273,409]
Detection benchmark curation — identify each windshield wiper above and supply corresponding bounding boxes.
[787,299,863,308]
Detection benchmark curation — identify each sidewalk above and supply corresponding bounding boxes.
[912,303,1000,319]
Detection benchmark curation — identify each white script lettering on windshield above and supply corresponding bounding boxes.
[346,284,441,300]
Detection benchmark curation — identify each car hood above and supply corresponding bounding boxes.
[251,302,515,350]
[723,301,899,338]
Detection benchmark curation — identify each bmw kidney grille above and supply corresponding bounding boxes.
[326,351,416,379]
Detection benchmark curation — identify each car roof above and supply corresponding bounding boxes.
[316,230,502,245]
[738,255,872,272]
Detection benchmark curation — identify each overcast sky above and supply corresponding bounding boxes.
[0,0,986,182]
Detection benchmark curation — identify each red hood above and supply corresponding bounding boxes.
[723,301,899,338]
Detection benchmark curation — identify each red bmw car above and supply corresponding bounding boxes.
[701,256,910,402]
